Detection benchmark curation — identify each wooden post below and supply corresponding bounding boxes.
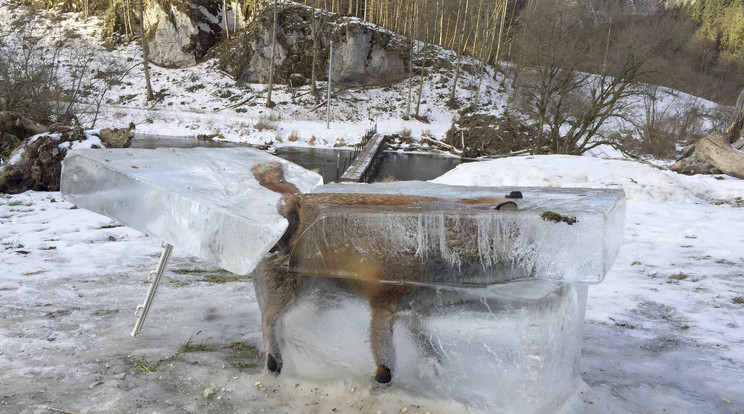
[326,41,333,129]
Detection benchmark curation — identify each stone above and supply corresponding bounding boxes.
[203,387,216,399]
[215,4,409,86]
[144,0,223,68]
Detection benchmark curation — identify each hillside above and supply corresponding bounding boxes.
[0,0,728,161]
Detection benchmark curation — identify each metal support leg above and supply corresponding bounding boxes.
[131,242,174,337]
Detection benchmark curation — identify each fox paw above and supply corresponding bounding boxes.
[374,365,392,384]
[267,353,282,375]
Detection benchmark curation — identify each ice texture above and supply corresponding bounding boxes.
[289,181,625,284]
[61,147,322,275]
[271,277,587,413]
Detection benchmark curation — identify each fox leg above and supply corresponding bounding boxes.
[255,261,300,375]
[368,285,406,384]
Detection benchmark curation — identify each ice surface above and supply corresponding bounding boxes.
[254,181,624,413]
[61,147,322,274]
[269,276,587,413]
[289,181,625,285]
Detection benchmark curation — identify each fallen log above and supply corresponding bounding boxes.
[695,132,744,179]
[0,111,48,136]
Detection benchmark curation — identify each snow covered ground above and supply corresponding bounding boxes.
[1,156,742,414]
[1,1,744,413]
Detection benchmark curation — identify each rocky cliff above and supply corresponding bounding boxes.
[213,3,410,86]
[143,0,224,68]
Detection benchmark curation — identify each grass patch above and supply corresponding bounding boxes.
[733,297,744,304]
[199,274,251,284]
[6,199,32,207]
[225,341,261,369]
[171,268,213,275]
[667,272,689,281]
[179,340,215,353]
[540,211,577,225]
[609,317,637,329]
[715,258,737,266]
[233,361,256,368]
[132,360,157,372]
[170,268,249,284]
[225,341,261,357]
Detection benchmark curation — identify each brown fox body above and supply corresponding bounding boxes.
[251,162,518,384]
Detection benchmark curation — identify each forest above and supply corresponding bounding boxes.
[26,0,744,105]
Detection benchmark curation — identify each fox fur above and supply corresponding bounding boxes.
[251,162,517,384]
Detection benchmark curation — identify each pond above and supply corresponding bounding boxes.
[130,134,469,183]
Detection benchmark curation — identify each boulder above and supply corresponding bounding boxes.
[98,124,135,148]
[144,0,223,68]
[215,4,409,86]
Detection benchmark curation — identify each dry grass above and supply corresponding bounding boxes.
[254,117,277,131]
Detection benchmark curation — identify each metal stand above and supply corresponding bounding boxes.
[131,242,174,337]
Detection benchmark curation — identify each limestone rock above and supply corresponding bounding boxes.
[144,0,223,68]
[215,4,409,86]
[96,124,135,149]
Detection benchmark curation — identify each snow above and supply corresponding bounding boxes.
[3,156,743,413]
[1,1,743,413]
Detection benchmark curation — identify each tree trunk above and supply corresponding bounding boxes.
[725,87,744,142]
[416,33,430,117]
[403,2,416,120]
[310,0,320,100]
[449,0,469,106]
[0,111,48,136]
[695,133,744,179]
[266,0,278,108]
[223,0,230,39]
[138,0,154,101]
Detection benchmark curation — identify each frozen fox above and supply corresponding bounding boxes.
[252,162,518,384]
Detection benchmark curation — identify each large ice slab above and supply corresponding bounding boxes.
[289,182,625,284]
[272,277,587,413]
[61,148,322,275]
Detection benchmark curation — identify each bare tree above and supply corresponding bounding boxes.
[266,0,278,108]
[415,0,432,118]
[138,0,153,101]
[448,0,470,107]
[403,1,416,120]
[308,0,325,101]
[505,0,650,155]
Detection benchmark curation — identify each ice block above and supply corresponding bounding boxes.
[274,277,587,414]
[290,182,625,285]
[61,147,323,275]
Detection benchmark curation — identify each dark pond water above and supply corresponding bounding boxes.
[130,135,468,183]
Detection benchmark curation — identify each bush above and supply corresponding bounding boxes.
[1,12,131,128]
[444,113,527,158]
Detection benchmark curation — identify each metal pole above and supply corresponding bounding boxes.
[131,242,173,337]
[326,41,333,129]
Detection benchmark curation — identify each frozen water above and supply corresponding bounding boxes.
[61,150,625,413]
[255,181,625,413]
[61,147,322,274]
[289,182,625,284]
[271,277,587,414]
